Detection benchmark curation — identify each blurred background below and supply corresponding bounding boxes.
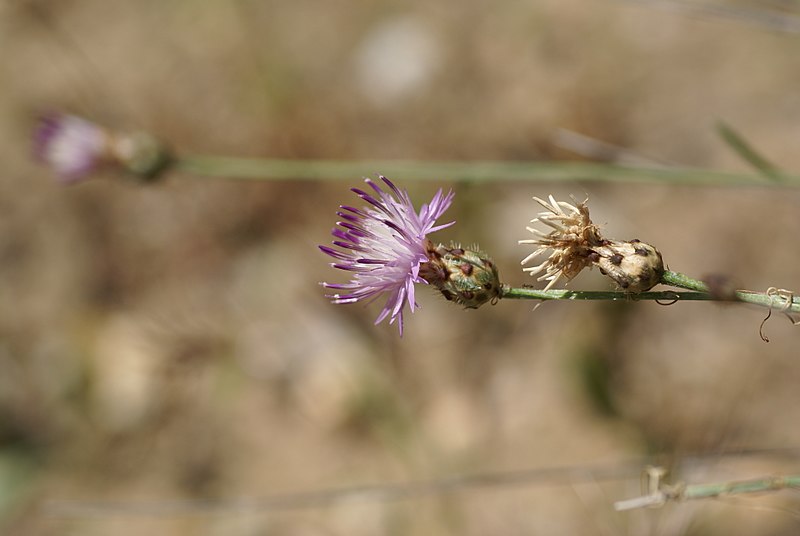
[1,0,800,534]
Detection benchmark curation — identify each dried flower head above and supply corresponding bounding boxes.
[519,195,664,292]
[34,113,172,183]
[592,239,664,292]
[519,195,602,290]
[320,176,455,335]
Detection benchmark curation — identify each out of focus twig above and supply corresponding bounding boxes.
[616,466,800,511]
[553,128,672,167]
[716,121,785,183]
[624,0,800,34]
[176,156,800,187]
[43,447,800,518]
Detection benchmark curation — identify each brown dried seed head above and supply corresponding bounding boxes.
[518,195,602,289]
[591,240,664,292]
[519,195,665,292]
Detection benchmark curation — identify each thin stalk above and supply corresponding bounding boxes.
[683,475,800,500]
[716,121,785,183]
[615,474,800,511]
[44,450,800,517]
[501,271,800,315]
[660,270,709,292]
[175,156,800,187]
[662,270,800,314]
[500,287,712,302]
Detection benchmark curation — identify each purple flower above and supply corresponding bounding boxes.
[34,113,109,183]
[320,176,455,335]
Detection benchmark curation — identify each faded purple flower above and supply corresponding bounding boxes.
[34,113,110,183]
[320,176,455,335]
[34,113,173,183]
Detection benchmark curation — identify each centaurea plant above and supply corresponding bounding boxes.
[319,176,453,335]
[319,176,501,335]
[29,116,799,338]
[519,195,664,293]
[34,113,109,183]
[34,113,171,183]
[35,115,800,188]
[319,179,799,338]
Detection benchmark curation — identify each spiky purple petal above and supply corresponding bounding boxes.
[319,176,454,336]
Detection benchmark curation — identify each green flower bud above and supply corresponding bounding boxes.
[111,131,173,181]
[421,241,502,308]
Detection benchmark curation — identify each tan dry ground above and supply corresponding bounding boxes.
[1,1,800,534]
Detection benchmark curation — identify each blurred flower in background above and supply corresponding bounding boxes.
[320,176,454,335]
[34,113,109,183]
[34,113,172,184]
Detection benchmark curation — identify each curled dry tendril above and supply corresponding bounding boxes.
[759,287,799,342]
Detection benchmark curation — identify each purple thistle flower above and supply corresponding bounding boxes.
[34,113,109,183]
[320,176,455,335]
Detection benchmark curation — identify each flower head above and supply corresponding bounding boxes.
[34,113,110,183]
[320,176,454,335]
[519,195,601,290]
[421,242,502,308]
[34,113,172,184]
[519,195,664,292]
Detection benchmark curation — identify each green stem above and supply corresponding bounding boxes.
[501,271,800,315]
[660,270,709,292]
[175,157,800,187]
[661,270,800,313]
[500,287,712,302]
[716,121,786,183]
